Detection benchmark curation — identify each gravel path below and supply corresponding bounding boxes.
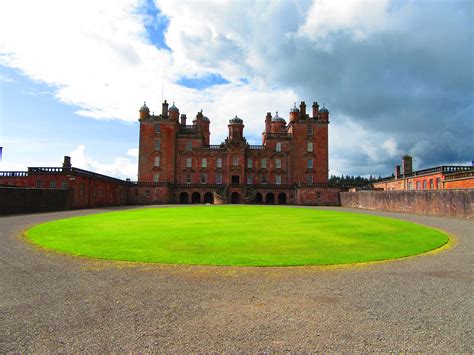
[0,206,472,352]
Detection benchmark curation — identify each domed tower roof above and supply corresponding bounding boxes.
[319,105,329,113]
[139,101,150,112]
[229,115,243,124]
[202,115,210,122]
[290,103,300,113]
[272,111,286,123]
[168,101,179,112]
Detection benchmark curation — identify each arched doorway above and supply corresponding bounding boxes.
[231,192,240,204]
[179,192,189,204]
[204,192,214,204]
[191,192,201,204]
[255,192,263,204]
[278,193,287,205]
[265,192,275,205]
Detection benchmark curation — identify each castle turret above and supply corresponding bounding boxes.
[139,101,150,120]
[271,111,286,132]
[289,103,299,123]
[319,105,329,122]
[228,115,244,141]
[169,102,179,121]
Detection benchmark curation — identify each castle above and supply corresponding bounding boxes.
[136,99,335,204]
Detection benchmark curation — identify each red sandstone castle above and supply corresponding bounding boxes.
[137,99,334,204]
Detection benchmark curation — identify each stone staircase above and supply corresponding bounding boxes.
[213,184,228,204]
[242,185,257,204]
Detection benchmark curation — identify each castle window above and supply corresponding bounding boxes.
[436,178,441,189]
[261,158,267,169]
[50,180,56,188]
[307,158,313,169]
[247,175,253,184]
[36,180,42,188]
[144,189,150,197]
[276,142,281,152]
[261,174,267,184]
[216,174,222,184]
[307,175,313,184]
[186,157,192,168]
[186,174,191,183]
[408,181,413,190]
[155,140,161,150]
[308,125,313,135]
[247,158,253,168]
[155,125,160,133]
[416,181,420,190]
[275,175,281,185]
[429,179,434,189]
[423,180,427,190]
[61,181,68,189]
[186,141,192,151]
[307,142,313,152]
[153,173,160,182]
[201,174,207,184]
[216,158,222,168]
[275,159,281,169]
[232,156,239,166]
[317,191,322,200]
[201,158,207,168]
[154,157,160,167]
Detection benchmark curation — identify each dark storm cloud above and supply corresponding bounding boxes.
[254,1,473,175]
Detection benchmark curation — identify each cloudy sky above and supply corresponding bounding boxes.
[0,0,472,180]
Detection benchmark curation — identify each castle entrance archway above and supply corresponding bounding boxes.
[179,192,189,204]
[231,192,240,204]
[191,192,201,204]
[204,192,214,204]
[278,193,287,205]
[265,192,275,205]
[255,192,263,204]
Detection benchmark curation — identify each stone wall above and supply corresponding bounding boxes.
[340,189,473,218]
[0,186,71,215]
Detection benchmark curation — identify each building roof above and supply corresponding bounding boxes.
[272,111,286,123]
[229,115,243,124]
[320,105,329,113]
[139,101,149,112]
[290,103,299,113]
[169,102,179,112]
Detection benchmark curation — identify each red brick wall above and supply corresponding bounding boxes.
[340,190,473,218]
[296,187,341,205]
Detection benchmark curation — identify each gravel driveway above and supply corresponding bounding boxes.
[0,206,472,352]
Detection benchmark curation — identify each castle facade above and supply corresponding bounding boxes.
[137,99,336,204]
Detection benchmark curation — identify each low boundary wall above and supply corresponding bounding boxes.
[0,186,71,215]
[340,189,473,218]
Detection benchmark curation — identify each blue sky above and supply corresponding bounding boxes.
[0,0,472,179]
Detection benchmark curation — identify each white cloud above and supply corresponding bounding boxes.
[69,145,137,180]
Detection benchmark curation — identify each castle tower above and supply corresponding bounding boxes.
[139,102,150,120]
[228,115,244,141]
[168,102,179,121]
[270,111,286,133]
[312,102,319,118]
[289,103,299,123]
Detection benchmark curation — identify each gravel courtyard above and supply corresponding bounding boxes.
[0,206,472,352]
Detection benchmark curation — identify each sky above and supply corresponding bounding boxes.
[0,0,472,180]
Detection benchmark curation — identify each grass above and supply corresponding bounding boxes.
[26,206,449,266]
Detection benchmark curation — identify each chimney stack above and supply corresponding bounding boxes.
[63,156,72,169]
[395,165,401,179]
[312,101,319,117]
[161,100,169,118]
[180,114,187,126]
[300,101,307,118]
[402,155,413,175]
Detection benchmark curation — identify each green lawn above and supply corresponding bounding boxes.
[26,206,449,266]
